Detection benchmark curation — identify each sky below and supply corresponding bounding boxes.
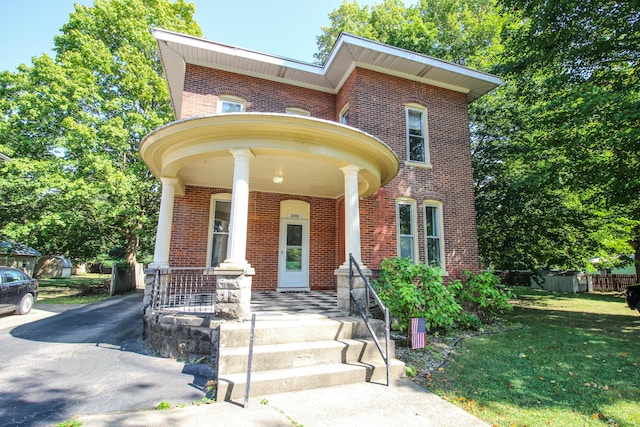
[0,0,416,72]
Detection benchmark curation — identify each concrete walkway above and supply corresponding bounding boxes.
[75,379,489,427]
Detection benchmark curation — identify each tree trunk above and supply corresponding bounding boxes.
[634,241,640,283]
[630,235,640,282]
[125,232,138,266]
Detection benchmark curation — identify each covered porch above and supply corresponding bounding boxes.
[140,113,398,320]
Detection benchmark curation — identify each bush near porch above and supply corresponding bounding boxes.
[372,257,512,332]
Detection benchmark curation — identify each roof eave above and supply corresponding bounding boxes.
[152,28,502,114]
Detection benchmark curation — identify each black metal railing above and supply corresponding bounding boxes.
[151,267,217,313]
[348,254,391,386]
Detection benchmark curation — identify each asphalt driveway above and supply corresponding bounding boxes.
[0,292,214,427]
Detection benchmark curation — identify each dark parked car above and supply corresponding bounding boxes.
[0,267,38,315]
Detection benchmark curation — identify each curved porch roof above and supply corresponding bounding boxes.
[140,113,399,198]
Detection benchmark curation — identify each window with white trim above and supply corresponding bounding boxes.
[207,195,232,267]
[397,199,418,263]
[339,104,349,125]
[423,201,445,269]
[285,107,310,116]
[218,96,245,113]
[405,104,430,165]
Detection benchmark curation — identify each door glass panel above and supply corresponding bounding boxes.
[286,224,302,246]
[286,248,302,271]
[286,224,303,271]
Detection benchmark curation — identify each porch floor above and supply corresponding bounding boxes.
[250,291,345,319]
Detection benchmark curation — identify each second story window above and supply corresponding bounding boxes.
[286,108,310,116]
[340,104,349,125]
[405,104,431,166]
[218,96,245,113]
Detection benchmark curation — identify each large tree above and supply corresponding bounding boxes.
[0,0,201,264]
[490,0,640,275]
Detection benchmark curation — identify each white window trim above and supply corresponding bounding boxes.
[217,95,245,113]
[396,198,419,264]
[206,193,232,267]
[423,200,446,273]
[405,103,432,168]
[285,107,310,116]
[339,103,350,125]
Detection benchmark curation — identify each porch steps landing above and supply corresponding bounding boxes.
[216,316,405,402]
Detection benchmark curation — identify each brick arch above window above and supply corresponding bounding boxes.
[402,97,428,108]
[278,194,314,205]
[212,87,250,100]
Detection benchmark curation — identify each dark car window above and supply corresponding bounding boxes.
[5,269,27,283]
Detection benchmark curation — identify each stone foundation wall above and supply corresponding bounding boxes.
[143,312,220,370]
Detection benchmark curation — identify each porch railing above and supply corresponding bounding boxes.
[151,267,217,313]
[348,254,391,386]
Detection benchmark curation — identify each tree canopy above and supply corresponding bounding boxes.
[316,0,639,275]
[489,0,640,274]
[0,0,201,263]
[315,0,507,71]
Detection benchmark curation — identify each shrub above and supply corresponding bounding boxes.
[373,257,461,332]
[456,311,483,330]
[450,271,513,322]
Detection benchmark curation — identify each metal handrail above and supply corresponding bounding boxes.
[348,254,391,386]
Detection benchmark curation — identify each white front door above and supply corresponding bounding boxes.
[278,218,309,290]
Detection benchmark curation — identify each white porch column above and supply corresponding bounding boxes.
[221,149,254,268]
[150,177,179,268]
[336,164,369,312]
[340,164,364,268]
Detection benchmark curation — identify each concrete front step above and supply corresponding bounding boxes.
[219,316,386,347]
[220,338,396,374]
[217,315,405,402]
[217,359,406,402]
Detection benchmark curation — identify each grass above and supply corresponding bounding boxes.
[36,273,111,304]
[423,287,640,427]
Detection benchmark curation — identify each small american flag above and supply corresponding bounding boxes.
[410,317,427,349]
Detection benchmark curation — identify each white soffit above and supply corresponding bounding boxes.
[153,29,502,116]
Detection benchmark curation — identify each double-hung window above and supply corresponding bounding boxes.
[397,200,417,263]
[218,96,245,113]
[423,201,445,269]
[286,107,310,116]
[208,195,232,267]
[339,103,350,125]
[405,104,431,166]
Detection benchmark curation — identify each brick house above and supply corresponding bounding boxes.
[141,29,501,320]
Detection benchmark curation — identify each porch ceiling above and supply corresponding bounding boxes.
[140,113,399,198]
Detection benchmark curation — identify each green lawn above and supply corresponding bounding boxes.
[428,287,640,427]
[36,273,111,304]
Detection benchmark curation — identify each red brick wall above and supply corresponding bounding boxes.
[350,68,480,279]
[170,186,338,291]
[181,65,336,120]
[173,65,480,285]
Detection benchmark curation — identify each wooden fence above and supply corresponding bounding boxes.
[590,274,637,292]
